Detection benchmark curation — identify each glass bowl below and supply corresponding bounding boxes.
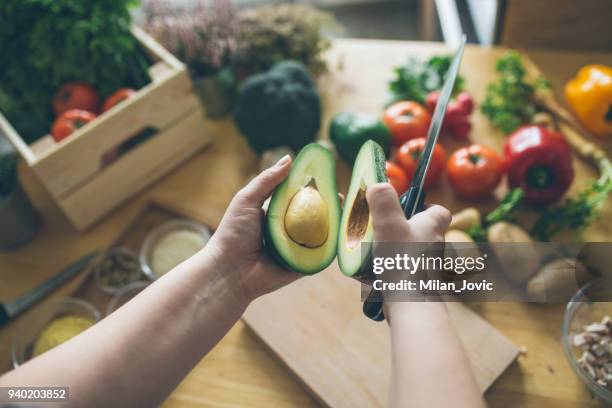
[562,279,612,403]
[105,280,151,316]
[93,247,142,295]
[139,219,211,280]
[11,298,101,368]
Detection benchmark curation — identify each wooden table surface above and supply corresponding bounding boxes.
[1,39,611,407]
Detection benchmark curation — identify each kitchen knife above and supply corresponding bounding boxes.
[363,35,467,321]
[0,250,99,327]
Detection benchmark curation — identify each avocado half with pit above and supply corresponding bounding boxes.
[265,143,341,274]
[337,140,387,276]
[265,140,386,275]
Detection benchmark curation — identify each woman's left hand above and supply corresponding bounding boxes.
[204,154,301,305]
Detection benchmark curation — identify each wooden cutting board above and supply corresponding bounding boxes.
[243,262,519,408]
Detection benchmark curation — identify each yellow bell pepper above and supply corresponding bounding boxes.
[565,65,612,137]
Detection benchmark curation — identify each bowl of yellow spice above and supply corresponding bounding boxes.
[12,298,100,367]
[140,219,211,280]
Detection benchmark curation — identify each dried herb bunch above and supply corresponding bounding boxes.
[142,0,239,78]
[235,4,338,77]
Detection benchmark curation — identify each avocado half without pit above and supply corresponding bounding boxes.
[265,140,387,275]
[337,140,387,276]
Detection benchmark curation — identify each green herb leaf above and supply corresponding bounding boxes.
[466,188,525,242]
[485,188,525,224]
[388,55,465,105]
[480,51,546,134]
[532,163,612,241]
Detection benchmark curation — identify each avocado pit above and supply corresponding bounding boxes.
[284,185,329,248]
[346,187,369,249]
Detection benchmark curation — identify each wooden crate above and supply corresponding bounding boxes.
[0,27,211,231]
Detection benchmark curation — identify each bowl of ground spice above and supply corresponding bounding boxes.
[12,298,100,367]
[94,247,142,294]
[140,219,211,280]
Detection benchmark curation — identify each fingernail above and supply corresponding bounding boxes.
[275,154,291,167]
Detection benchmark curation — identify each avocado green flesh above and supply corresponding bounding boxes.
[266,143,341,274]
[338,140,387,276]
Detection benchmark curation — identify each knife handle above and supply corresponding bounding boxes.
[0,305,9,328]
[362,187,426,322]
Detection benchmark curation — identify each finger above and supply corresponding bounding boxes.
[409,204,452,237]
[236,155,291,209]
[262,197,271,212]
[366,183,404,217]
[366,183,408,241]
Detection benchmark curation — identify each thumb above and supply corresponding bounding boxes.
[236,155,292,209]
[366,183,407,241]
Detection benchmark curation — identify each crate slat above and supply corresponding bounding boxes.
[59,108,210,230]
[32,69,199,198]
[0,26,211,230]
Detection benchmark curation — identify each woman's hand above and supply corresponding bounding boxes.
[204,155,301,305]
[366,182,451,244]
[365,183,484,408]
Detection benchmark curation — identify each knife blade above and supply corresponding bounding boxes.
[0,250,99,327]
[363,35,467,321]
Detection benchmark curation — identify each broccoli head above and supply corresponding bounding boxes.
[234,60,321,153]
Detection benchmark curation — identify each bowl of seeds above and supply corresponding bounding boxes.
[94,247,143,294]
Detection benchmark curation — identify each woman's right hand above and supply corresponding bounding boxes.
[365,182,451,320]
[365,182,451,244]
[366,183,484,408]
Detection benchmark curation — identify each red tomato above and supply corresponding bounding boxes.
[385,161,409,195]
[53,82,99,115]
[51,109,97,142]
[102,88,136,113]
[395,138,446,189]
[447,144,503,199]
[382,101,431,146]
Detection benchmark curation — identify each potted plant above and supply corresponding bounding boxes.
[235,4,338,79]
[0,153,40,250]
[142,0,239,117]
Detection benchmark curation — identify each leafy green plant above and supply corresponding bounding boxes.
[480,51,549,134]
[0,0,151,143]
[142,0,239,78]
[235,4,338,77]
[532,161,612,241]
[388,55,466,105]
[0,153,18,200]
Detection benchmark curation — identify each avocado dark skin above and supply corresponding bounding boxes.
[330,112,391,164]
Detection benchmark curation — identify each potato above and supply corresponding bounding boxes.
[527,258,589,301]
[444,230,481,267]
[444,230,474,242]
[580,243,610,278]
[449,208,481,232]
[487,221,540,285]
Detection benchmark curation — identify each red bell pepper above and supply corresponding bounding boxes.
[504,125,574,206]
[425,91,474,140]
